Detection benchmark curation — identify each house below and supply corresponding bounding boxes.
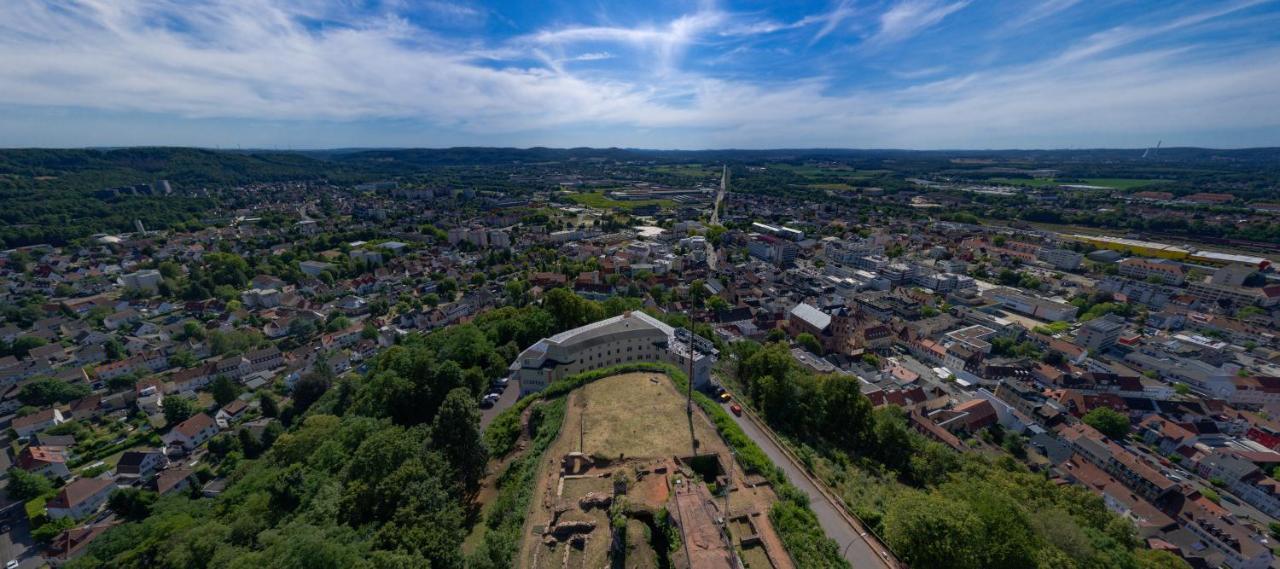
[46,477,114,520]
[930,398,998,434]
[215,399,249,428]
[150,467,196,495]
[135,380,163,414]
[16,445,70,479]
[13,407,65,438]
[46,522,116,565]
[116,449,168,479]
[162,413,219,452]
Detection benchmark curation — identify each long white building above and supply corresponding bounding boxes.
[509,311,717,395]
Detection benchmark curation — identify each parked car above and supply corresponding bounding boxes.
[719,392,731,402]
[479,398,495,409]
[730,404,742,416]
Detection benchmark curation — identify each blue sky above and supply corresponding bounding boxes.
[1,0,1279,149]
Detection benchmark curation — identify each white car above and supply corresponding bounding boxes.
[7,559,19,569]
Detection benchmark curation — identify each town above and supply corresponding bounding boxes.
[2,147,1280,569]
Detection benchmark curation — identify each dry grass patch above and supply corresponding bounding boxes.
[575,372,725,459]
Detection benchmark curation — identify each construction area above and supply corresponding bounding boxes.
[518,372,795,569]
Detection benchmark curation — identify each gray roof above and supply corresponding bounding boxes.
[789,303,831,330]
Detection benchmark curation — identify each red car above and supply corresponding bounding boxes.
[730,404,742,416]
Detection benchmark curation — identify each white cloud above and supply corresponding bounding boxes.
[1001,0,1080,31]
[0,0,1276,148]
[809,0,858,45]
[867,0,970,48]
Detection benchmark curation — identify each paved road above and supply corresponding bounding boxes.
[706,165,727,270]
[480,382,520,430]
[0,509,38,569]
[723,398,895,569]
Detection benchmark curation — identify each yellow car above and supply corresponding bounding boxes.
[719,392,731,402]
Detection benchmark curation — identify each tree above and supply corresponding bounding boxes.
[107,373,141,391]
[884,491,983,569]
[107,488,157,521]
[259,392,279,418]
[1082,407,1130,439]
[210,375,241,407]
[6,335,46,358]
[795,333,823,355]
[163,396,196,425]
[819,374,873,452]
[6,468,52,501]
[1135,549,1192,569]
[104,337,126,361]
[430,388,488,499]
[292,363,333,414]
[18,376,90,407]
[1041,350,1065,366]
[169,349,197,369]
[31,517,74,544]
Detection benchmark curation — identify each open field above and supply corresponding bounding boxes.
[575,372,723,460]
[565,191,674,211]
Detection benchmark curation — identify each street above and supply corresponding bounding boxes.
[722,395,896,569]
[0,511,37,569]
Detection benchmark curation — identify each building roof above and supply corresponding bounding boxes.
[12,408,60,430]
[47,477,113,509]
[17,445,67,468]
[117,449,161,469]
[152,467,194,494]
[173,413,216,438]
[789,303,831,331]
[546,310,672,345]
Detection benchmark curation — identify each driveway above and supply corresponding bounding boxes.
[480,382,520,430]
[722,396,896,569]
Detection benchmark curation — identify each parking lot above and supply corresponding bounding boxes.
[479,379,519,429]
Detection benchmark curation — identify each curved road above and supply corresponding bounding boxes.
[725,395,897,569]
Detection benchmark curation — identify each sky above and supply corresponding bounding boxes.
[1,0,1279,149]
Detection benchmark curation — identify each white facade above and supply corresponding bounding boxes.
[510,312,716,395]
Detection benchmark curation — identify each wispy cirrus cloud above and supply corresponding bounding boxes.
[866,0,970,48]
[1001,0,1080,31]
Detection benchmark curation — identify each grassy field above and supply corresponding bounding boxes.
[575,372,723,459]
[566,191,674,211]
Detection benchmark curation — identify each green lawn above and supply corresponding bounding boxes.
[565,191,674,211]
